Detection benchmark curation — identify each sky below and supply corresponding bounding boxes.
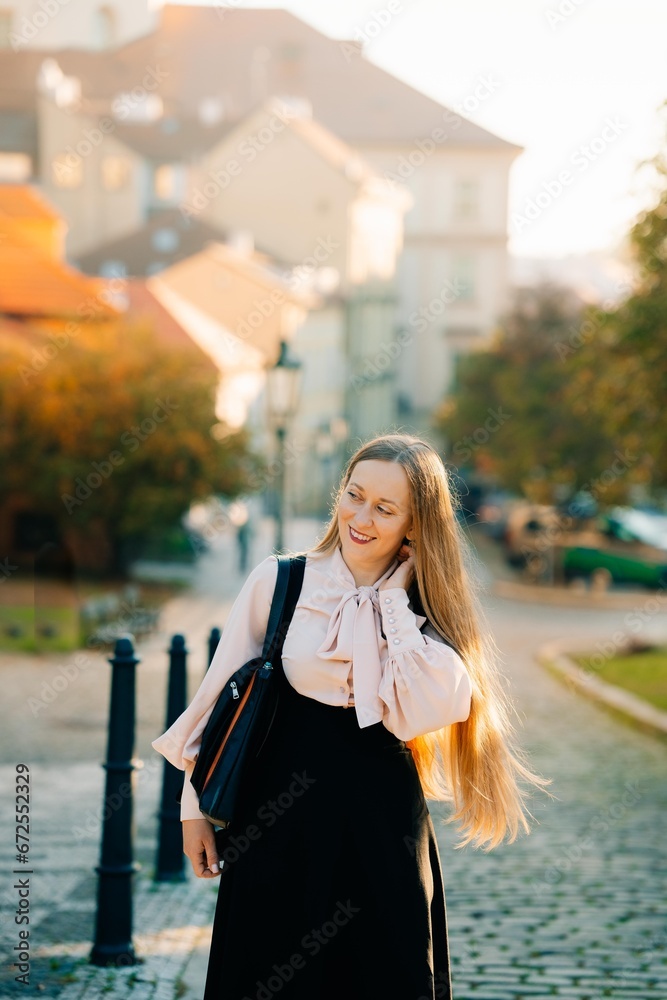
[172,0,667,260]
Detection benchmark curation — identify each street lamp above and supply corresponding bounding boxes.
[266,339,302,554]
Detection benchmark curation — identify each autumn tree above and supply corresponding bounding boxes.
[435,103,667,507]
[434,283,621,502]
[0,318,263,575]
[564,106,667,497]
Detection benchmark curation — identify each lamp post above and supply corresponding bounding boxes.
[266,340,302,554]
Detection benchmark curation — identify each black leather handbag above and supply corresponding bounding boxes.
[190,553,306,829]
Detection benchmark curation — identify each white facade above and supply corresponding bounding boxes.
[37,95,145,256]
[0,0,161,51]
[357,145,520,429]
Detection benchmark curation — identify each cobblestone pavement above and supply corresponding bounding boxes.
[1,523,666,998]
[438,585,667,1000]
[0,518,321,998]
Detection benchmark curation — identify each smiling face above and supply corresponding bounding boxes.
[337,459,414,586]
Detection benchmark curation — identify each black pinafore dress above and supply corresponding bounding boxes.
[203,626,453,1000]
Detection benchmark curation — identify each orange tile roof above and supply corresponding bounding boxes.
[0,237,117,319]
[0,9,521,149]
[0,186,118,319]
[125,279,216,363]
[0,184,61,220]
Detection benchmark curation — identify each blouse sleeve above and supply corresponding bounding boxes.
[376,587,472,740]
[151,554,279,821]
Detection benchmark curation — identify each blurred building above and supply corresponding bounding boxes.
[0,184,225,571]
[0,3,522,510]
[0,0,162,51]
[0,184,118,570]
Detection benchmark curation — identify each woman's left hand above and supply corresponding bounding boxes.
[378,542,416,593]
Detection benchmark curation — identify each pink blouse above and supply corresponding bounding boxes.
[151,544,473,820]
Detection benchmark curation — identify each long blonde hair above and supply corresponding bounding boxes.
[302,433,552,851]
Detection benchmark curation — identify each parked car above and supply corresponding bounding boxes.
[561,506,667,589]
[503,503,562,568]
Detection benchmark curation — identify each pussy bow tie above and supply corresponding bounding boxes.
[316,584,426,730]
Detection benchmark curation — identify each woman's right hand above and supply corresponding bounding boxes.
[183,818,221,878]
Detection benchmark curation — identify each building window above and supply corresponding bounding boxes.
[153,163,183,202]
[151,227,179,253]
[52,153,82,189]
[452,178,478,221]
[101,156,130,191]
[450,255,476,302]
[445,325,482,343]
[99,260,127,278]
[0,152,31,181]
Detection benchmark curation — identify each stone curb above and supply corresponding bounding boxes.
[493,577,667,610]
[536,637,667,742]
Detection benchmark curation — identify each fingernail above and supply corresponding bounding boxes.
[211,863,219,873]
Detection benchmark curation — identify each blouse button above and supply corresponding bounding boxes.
[384,597,391,604]
[390,628,398,634]
[393,638,400,645]
[388,617,396,624]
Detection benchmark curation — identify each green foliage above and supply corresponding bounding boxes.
[435,100,667,503]
[566,112,667,492]
[435,284,618,501]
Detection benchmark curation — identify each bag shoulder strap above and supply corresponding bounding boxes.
[261,553,307,666]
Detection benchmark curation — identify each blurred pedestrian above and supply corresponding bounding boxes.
[153,433,551,999]
[228,499,253,574]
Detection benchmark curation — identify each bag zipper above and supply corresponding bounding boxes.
[203,672,258,789]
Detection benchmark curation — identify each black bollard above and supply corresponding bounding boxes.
[155,634,188,882]
[90,634,142,967]
[207,626,221,672]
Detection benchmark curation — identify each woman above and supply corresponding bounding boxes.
[152,433,551,1000]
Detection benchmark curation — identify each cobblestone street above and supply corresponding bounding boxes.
[1,522,665,998]
[439,588,667,999]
